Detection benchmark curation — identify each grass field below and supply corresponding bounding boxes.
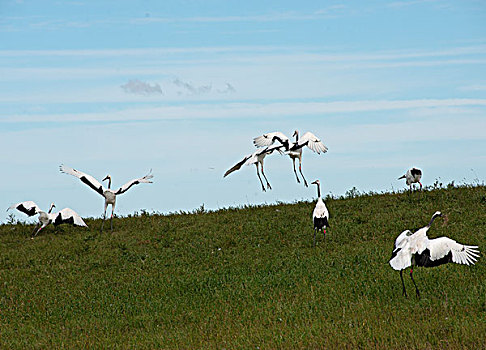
[1,185,485,348]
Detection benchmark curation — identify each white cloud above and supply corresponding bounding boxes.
[173,78,211,95]
[217,83,236,94]
[121,79,163,96]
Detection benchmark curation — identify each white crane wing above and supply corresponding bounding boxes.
[54,208,88,227]
[8,201,41,216]
[296,132,328,154]
[389,230,413,271]
[427,237,480,266]
[224,145,283,177]
[60,164,105,196]
[224,154,252,177]
[115,171,154,195]
[253,132,290,148]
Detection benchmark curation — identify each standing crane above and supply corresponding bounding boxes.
[311,180,329,246]
[389,211,480,297]
[253,130,328,187]
[60,164,153,232]
[7,201,87,238]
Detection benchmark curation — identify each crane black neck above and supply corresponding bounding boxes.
[427,213,441,227]
[316,183,321,198]
[104,177,112,189]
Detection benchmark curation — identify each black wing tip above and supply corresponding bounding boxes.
[59,163,71,173]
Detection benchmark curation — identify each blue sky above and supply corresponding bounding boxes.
[1,0,485,223]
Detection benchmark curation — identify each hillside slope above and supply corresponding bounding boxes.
[1,186,485,348]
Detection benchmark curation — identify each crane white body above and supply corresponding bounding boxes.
[389,211,479,297]
[8,201,87,238]
[224,144,283,191]
[398,167,422,192]
[311,180,329,246]
[60,164,153,231]
[253,130,328,187]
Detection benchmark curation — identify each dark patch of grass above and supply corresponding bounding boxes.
[0,185,485,348]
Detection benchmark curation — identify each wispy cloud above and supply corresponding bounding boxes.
[3,98,486,123]
[217,83,236,94]
[0,46,285,58]
[173,78,211,95]
[387,0,441,8]
[30,19,92,29]
[121,79,163,96]
[1,44,485,61]
[459,84,486,91]
[131,7,348,25]
[1,7,350,33]
[170,79,237,96]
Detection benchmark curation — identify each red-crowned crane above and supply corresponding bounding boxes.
[398,167,422,192]
[389,211,480,298]
[7,201,87,238]
[311,180,329,246]
[60,164,153,232]
[253,130,328,187]
[224,144,283,191]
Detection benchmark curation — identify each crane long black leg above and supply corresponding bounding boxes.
[292,159,300,183]
[400,270,407,297]
[299,163,308,187]
[255,164,266,192]
[32,226,43,238]
[313,228,317,247]
[410,269,420,298]
[31,224,40,236]
[261,164,272,190]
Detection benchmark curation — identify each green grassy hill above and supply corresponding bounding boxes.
[1,185,485,349]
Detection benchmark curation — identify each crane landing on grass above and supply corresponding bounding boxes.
[8,201,87,238]
[389,211,480,298]
[60,164,153,232]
